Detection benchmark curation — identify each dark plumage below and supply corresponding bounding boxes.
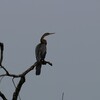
[35,33,54,75]
[35,43,46,75]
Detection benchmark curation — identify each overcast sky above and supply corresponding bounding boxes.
[0,0,100,100]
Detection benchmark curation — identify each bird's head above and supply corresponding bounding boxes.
[40,32,55,44]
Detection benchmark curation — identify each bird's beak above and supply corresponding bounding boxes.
[48,33,55,35]
[41,32,55,39]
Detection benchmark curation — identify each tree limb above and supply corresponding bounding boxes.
[0,42,4,66]
[0,91,7,100]
[62,92,64,100]
[12,76,25,100]
[0,60,52,100]
[0,66,9,75]
[0,60,52,78]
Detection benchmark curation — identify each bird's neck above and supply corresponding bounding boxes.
[41,42,47,45]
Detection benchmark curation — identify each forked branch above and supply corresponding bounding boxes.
[0,60,52,100]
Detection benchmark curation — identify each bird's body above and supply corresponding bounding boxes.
[35,43,47,75]
[35,32,54,75]
[35,43,47,62]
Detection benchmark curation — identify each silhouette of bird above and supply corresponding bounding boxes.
[0,42,4,66]
[35,33,54,75]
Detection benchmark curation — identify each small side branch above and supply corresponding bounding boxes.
[0,91,7,100]
[62,92,64,100]
[12,76,25,100]
[21,62,37,76]
[0,66,9,75]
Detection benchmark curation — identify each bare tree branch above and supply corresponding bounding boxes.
[0,61,52,78]
[0,60,52,100]
[62,92,64,100]
[12,78,21,100]
[0,76,4,84]
[0,91,7,100]
[0,66,9,75]
[0,42,4,66]
[12,76,25,100]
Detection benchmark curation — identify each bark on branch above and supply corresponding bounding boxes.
[0,91,7,100]
[0,60,52,100]
[12,76,25,100]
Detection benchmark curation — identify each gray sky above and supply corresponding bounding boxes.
[0,0,100,100]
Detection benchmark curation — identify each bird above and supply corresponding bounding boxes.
[0,42,4,66]
[35,32,55,75]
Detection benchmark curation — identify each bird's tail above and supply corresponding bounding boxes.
[35,63,42,75]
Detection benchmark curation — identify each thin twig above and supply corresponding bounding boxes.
[0,65,9,75]
[62,92,64,100]
[12,78,16,89]
[12,76,25,100]
[0,76,4,84]
[12,78,21,100]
